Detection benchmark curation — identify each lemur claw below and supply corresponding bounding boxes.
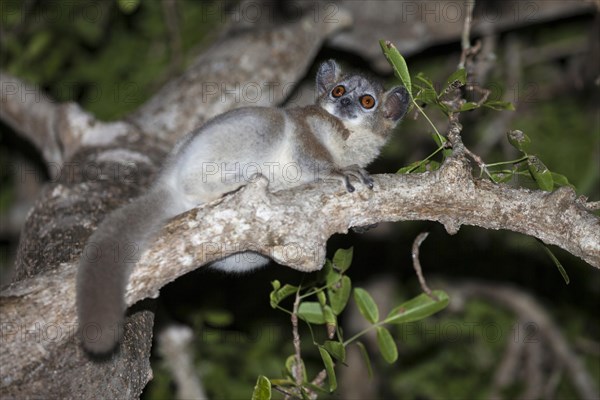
[335,165,373,193]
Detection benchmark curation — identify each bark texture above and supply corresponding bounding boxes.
[0,9,351,398]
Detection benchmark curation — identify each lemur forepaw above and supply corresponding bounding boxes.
[333,165,374,193]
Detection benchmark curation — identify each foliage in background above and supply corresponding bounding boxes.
[1,0,223,120]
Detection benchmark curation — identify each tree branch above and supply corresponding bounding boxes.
[447,281,599,400]
[0,72,63,165]
[2,154,598,392]
[0,7,355,398]
[0,9,353,168]
[127,9,352,143]
[0,71,144,169]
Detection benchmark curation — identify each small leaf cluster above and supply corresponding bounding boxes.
[413,69,514,116]
[253,248,449,399]
[381,40,572,282]
[381,39,575,196]
[486,129,573,191]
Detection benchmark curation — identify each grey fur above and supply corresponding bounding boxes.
[77,187,177,354]
[76,60,410,354]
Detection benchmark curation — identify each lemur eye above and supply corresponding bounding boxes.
[332,85,346,98]
[360,95,375,109]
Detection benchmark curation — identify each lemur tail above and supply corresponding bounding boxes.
[76,187,174,354]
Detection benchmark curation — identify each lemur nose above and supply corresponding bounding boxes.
[340,97,351,106]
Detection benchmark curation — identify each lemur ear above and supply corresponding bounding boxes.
[316,60,341,96]
[383,86,410,122]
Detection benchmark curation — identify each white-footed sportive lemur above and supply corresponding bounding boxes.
[77,60,410,354]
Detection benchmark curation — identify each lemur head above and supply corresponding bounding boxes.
[316,60,410,134]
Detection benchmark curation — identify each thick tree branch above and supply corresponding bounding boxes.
[0,9,352,168]
[2,155,598,391]
[0,71,144,169]
[127,10,352,143]
[0,72,63,165]
[0,7,357,397]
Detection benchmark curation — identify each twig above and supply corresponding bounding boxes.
[488,321,525,400]
[459,0,476,69]
[543,364,564,400]
[446,6,496,182]
[521,334,544,400]
[273,385,296,399]
[299,368,328,400]
[158,325,207,400]
[291,290,303,388]
[411,232,435,298]
[475,34,521,156]
[311,368,327,388]
[0,72,64,165]
[584,200,600,210]
[446,112,493,180]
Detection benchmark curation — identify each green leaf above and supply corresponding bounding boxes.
[386,290,450,324]
[551,172,574,188]
[269,378,294,386]
[324,259,343,286]
[356,342,373,378]
[251,375,271,400]
[332,247,353,272]
[396,160,425,174]
[117,0,141,14]
[483,100,516,111]
[318,347,337,392]
[491,172,514,184]
[269,284,298,308]
[415,73,435,90]
[425,160,441,172]
[379,40,412,97]
[507,130,531,153]
[416,88,439,105]
[320,259,333,281]
[323,305,337,326]
[324,340,346,362]
[285,355,307,381]
[538,241,570,284]
[202,309,233,327]
[431,131,449,152]
[459,102,479,112]
[328,276,352,315]
[24,32,52,62]
[397,159,441,174]
[317,290,327,306]
[443,68,466,93]
[353,288,379,323]
[326,270,342,287]
[376,327,398,363]
[298,302,326,324]
[527,156,554,191]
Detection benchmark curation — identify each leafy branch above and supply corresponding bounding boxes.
[253,248,449,399]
